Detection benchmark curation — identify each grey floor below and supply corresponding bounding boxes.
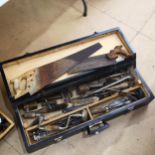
[0,0,155,154]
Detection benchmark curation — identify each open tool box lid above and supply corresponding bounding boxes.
[0,28,136,107]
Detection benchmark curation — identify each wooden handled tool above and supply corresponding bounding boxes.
[106,45,130,60]
[69,45,130,74]
[10,43,102,98]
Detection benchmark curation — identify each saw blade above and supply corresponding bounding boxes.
[68,54,116,74]
[11,43,102,98]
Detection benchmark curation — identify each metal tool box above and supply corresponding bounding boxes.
[0,28,154,153]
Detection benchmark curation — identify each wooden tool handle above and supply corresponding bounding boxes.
[106,45,130,60]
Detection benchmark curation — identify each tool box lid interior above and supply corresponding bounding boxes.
[0,28,136,105]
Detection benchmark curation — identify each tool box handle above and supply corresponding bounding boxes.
[87,121,109,136]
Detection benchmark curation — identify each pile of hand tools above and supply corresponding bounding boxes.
[19,70,145,143]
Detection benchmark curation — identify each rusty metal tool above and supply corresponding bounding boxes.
[64,96,99,112]
[11,43,102,98]
[68,54,116,74]
[84,75,133,97]
[91,95,135,114]
[32,110,88,141]
[69,45,130,74]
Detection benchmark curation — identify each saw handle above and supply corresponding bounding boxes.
[106,45,130,60]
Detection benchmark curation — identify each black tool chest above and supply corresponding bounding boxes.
[0,28,154,153]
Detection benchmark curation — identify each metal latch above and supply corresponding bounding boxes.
[87,121,109,136]
[127,106,135,111]
[54,136,63,143]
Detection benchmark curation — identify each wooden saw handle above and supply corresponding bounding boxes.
[106,45,130,60]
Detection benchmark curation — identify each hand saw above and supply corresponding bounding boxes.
[68,54,117,74]
[11,43,102,98]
